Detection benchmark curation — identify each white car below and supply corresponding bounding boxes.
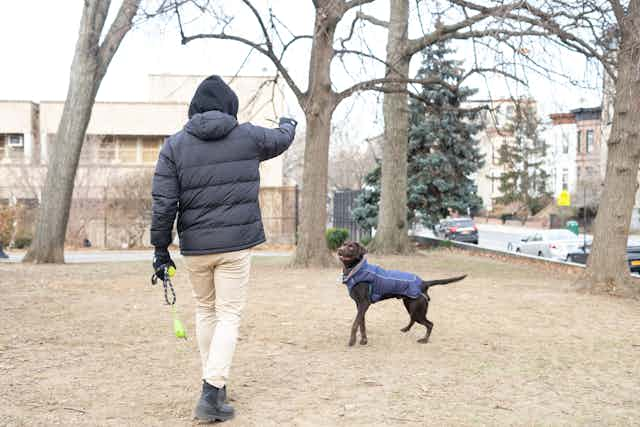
[509,229,587,261]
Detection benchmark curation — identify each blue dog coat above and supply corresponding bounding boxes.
[342,258,423,303]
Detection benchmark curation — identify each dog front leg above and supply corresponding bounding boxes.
[358,302,370,345]
[349,311,360,346]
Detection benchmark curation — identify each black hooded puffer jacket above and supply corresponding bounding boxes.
[150,78,295,255]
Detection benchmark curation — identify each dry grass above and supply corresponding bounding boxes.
[1,250,639,426]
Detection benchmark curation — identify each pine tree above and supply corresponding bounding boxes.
[496,101,551,219]
[353,41,484,231]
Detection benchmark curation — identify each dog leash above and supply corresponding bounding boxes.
[151,266,186,339]
[151,266,177,305]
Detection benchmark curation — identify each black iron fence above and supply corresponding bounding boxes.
[331,190,370,242]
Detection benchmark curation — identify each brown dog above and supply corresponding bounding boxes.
[337,241,466,345]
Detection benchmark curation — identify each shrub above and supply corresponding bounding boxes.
[325,228,349,251]
[13,236,32,249]
[0,207,16,247]
[359,235,372,247]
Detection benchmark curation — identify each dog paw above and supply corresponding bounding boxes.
[417,338,429,344]
[348,338,356,347]
[400,327,410,333]
[359,338,367,345]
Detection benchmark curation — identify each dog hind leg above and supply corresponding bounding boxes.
[416,318,434,343]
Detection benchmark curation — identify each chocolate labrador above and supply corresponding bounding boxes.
[337,241,466,346]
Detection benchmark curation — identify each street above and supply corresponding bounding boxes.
[1,249,291,264]
[413,223,592,253]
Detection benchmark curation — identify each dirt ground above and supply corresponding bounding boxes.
[1,250,639,426]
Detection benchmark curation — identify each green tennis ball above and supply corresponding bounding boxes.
[167,266,176,277]
[174,317,186,338]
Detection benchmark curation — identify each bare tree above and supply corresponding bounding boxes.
[329,144,377,190]
[175,0,423,266]
[24,0,142,263]
[176,0,500,265]
[354,0,535,254]
[107,170,154,248]
[441,0,639,296]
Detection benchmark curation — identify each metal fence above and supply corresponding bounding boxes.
[7,186,300,249]
[331,190,370,242]
[259,186,299,245]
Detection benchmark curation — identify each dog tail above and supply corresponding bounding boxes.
[421,275,467,291]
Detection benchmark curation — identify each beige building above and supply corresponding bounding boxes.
[0,75,296,247]
[472,98,538,212]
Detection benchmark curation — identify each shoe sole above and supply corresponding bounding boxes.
[194,408,234,423]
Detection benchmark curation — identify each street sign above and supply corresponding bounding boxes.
[557,190,571,207]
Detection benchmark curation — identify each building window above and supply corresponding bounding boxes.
[117,136,138,164]
[142,137,163,163]
[562,136,569,154]
[97,135,116,163]
[506,105,515,118]
[562,168,568,190]
[586,129,594,153]
[576,130,582,153]
[1,134,25,162]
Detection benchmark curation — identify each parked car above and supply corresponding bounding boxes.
[509,229,585,261]
[567,242,640,274]
[435,218,478,244]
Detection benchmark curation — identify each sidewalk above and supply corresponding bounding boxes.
[0,249,292,264]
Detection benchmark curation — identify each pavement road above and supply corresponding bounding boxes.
[414,223,592,253]
[0,249,291,264]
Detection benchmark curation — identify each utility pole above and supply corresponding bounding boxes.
[583,184,587,251]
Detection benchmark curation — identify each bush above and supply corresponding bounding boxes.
[325,228,349,251]
[359,235,372,247]
[13,236,32,249]
[0,207,16,247]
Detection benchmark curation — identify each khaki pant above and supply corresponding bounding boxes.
[184,250,251,388]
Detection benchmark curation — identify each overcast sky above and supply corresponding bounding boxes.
[0,1,603,145]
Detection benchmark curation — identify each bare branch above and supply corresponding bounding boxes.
[336,77,457,104]
[240,0,272,49]
[460,67,528,87]
[179,0,306,103]
[448,0,617,78]
[406,1,527,56]
[280,35,314,61]
[182,31,305,103]
[356,10,389,28]
[609,0,626,24]
[344,0,376,12]
[97,0,142,79]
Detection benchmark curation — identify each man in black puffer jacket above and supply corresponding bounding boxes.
[150,75,296,422]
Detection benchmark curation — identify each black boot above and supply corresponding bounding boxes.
[194,381,234,422]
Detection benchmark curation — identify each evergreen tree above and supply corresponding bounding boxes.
[353,41,484,231]
[496,101,551,218]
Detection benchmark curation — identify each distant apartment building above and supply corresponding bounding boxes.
[472,98,539,212]
[572,107,603,203]
[544,113,577,198]
[0,74,297,246]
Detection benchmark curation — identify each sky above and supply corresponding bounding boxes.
[0,0,604,146]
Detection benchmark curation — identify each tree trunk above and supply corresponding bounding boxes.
[371,0,412,254]
[24,0,139,263]
[578,15,640,298]
[291,2,339,267]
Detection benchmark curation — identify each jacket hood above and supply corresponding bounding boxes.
[184,110,238,141]
[188,75,239,119]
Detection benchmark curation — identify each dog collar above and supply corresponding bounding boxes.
[342,257,367,283]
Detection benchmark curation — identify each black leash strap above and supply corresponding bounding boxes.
[151,266,176,305]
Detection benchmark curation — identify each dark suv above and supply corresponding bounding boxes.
[567,243,640,274]
[435,218,479,244]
